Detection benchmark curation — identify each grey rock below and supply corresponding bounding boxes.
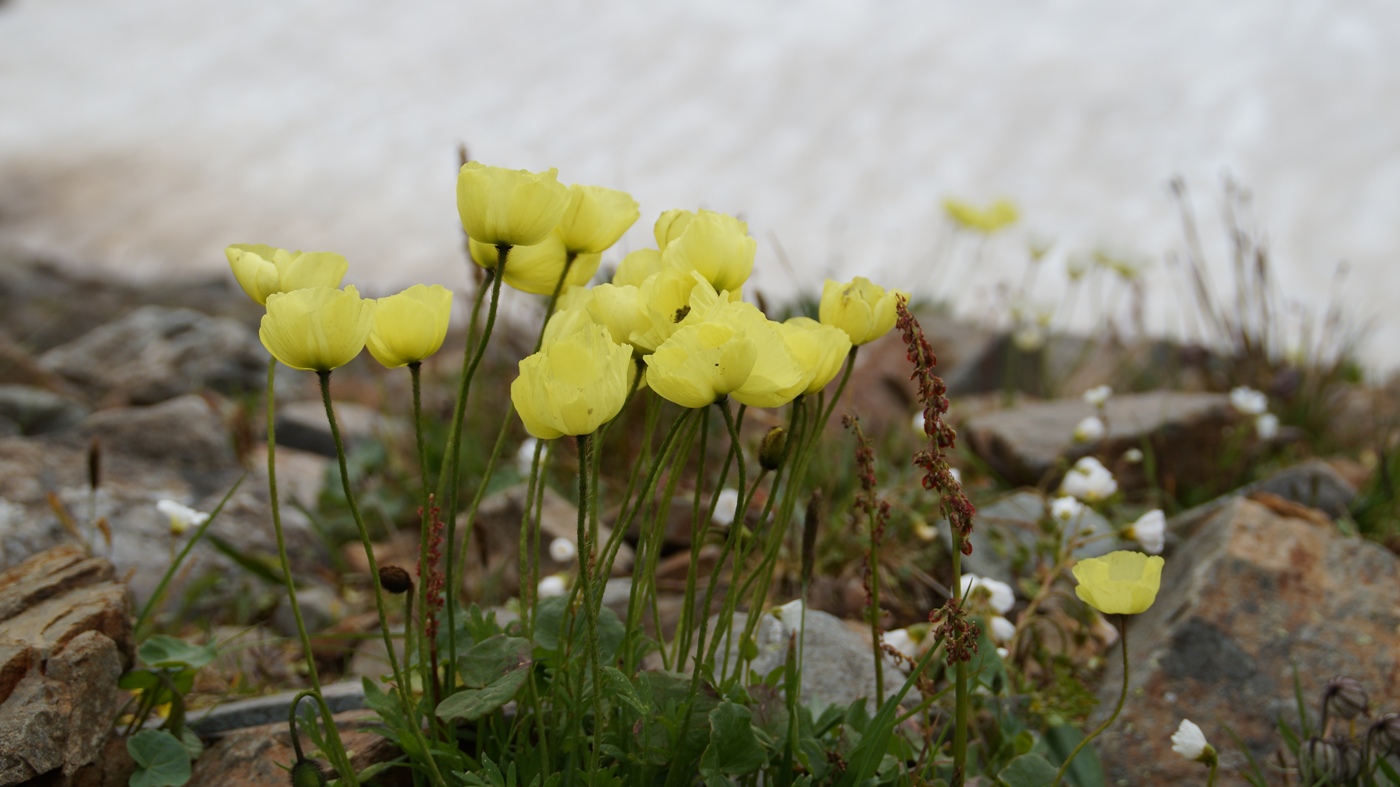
[1170,459,1359,540]
[962,390,1235,489]
[82,394,237,484]
[187,681,367,739]
[0,385,87,435]
[39,305,265,405]
[940,489,1117,587]
[1090,497,1400,784]
[188,710,401,785]
[274,399,392,458]
[270,584,346,638]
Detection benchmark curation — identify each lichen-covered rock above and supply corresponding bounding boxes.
[188,711,403,787]
[0,545,132,786]
[1090,497,1400,783]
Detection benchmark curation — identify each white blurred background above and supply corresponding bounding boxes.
[1,0,1397,368]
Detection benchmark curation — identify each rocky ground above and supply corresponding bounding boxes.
[1,252,1398,784]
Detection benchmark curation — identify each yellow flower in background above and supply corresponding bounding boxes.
[225,244,348,305]
[1071,550,1164,615]
[721,306,805,409]
[366,284,453,368]
[456,162,570,247]
[653,209,694,249]
[776,317,852,395]
[511,324,632,439]
[612,248,663,287]
[818,277,908,346]
[259,286,376,372]
[565,283,651,350]
[646,321,757,409]
[558,184,639,254]
[943,197,1019,234]
[469,231,601,295]
[660,211,756,294]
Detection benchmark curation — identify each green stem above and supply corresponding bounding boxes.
[868,500,884,704]
[673,405,711,668]
[1050,616,1129,787]
[1205,759,1217,787]
[575,433,604,775]
[319,371,445,787]
[261,360,356,785]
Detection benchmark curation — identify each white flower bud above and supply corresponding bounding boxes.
[712,488,740,526]
[1230,386,1268,415]
[548,537,577,563]
[157,499,208,536]
[537,574,568,598]
[1126,509,1166,555]
[1083,385,1112,407]
[1171,719,1210,762]
[1073,416,1106,443]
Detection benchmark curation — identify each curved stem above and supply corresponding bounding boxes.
[319,372,446,787]
[288,689,320,763]
[1051,616,1130,787]
[262,360,356,786]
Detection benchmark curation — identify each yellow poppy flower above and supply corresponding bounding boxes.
[645,321,757,409]
[1071,550,1164,615]
[366,284,453,368]
[469,230,601,295]
[943,198,1019,234]
[776,317,852,395]
[612,248,663,287]
[558,184,639,254]
[259,286,376,372]
[456,162,570,247]
[511,324,632,439]
[818,277,909,346]
[660,211,755,294]
[225,244,347,305]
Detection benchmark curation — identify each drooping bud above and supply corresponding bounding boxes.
[758,427,787,472]
[1301,737,1363,785]
[291,758,329,787]
[1369,713,1400,756]
[378,565,413,595]
[1322,676,1370,722]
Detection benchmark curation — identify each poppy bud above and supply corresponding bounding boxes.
[379,566,413,595]
[758,427,787,472]
[1322,676,1370,722]
[291,758,328,787]
[1369,713,1400,756]
[1302,737,1363,784]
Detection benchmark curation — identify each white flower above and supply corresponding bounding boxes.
[537,574,568,598]
[960,574,1015,614]
[1230,386,1268,416]
[157,499,208,536]
[883,628,919,659]
[1083,385,1112,408]
[1126,509,1166,554]
[1072,415,1105,443]
[1051,496,1085,523]
[774,598,805,632]
[1255,413,1279,440]
[548,537,577,563]
[712,488,740,526]
[1123,447,1144,464]
[989,615,1016,643]
[996,646,1010,659]
[1012,323,1045,352]
[515,438,539,475]
[1171,719,1210,762]
[1059,456,1118,502]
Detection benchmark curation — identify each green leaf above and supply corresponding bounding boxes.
[699,700,768,782]
[1038,725,1105,787]
[436,666,530,722]
[998,754,1058,787]
[455,635,532,689]
[119,670,159,691]
[602,667,647,715]
[206,533,287,586]
[137,636,216,670]
[126,729,191,787]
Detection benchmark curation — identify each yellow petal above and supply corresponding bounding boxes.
[470,231,601,296]
[645,321,757,409]
[659,211,755,294]
[777,317,852,394]
[366,284,453,368]
[558,184,639,254]
[818,277,910,346]
[456,162,570,247]
[259,286,375,372]
[613,248,663,287]
[1070,550,1164,615]
[511,325,631,439]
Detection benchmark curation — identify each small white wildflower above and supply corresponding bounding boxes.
[1125,509,1166,555]
[1051,496,1085,523]
[548,537,577,563]
[989,615,1016,643]
[537,574,568,598]
[1171,719,1211,763]
[1083,385,1112,408]
[774,598,805,632]
[1072,415,1106,443]
[712,488,740,526]
[1012,323,1045,352]
[1123,447,1144,464]
[960,574,1015,614]
[515,438,539,475]
[157,499,208,536]
[883,628,919,659]
[1060,456,1118,502]
[1230,386,1268,416]
[1255,413,1280,440]
[996,646,1010,659]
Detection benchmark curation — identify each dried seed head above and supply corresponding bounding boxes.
[87,437,102,491]
[378,565,413,595]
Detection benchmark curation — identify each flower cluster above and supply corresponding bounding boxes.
[1230,385,1280,440]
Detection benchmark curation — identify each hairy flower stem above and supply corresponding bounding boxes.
[319,372,446,787]
[1050,616,1129,787]
[439,246,509,682]
[951,530,968,786]
[574,433,605,775]
[264,361,357,785]
[409,362,438,722]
